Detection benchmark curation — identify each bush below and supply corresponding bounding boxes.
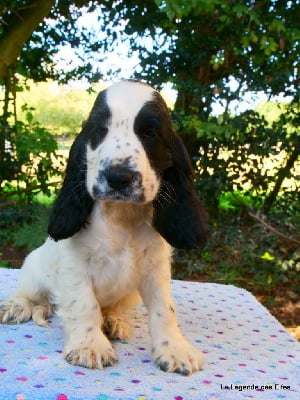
[0,201,50,251]
[174,102,299,213]
[173,193,300,294]
[0,106,64,202]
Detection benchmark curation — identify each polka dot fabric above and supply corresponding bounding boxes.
[0,268,299,400]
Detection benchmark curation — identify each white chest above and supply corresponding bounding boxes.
[88,242,140,307]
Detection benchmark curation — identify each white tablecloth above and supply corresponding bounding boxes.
[0,268,299,399]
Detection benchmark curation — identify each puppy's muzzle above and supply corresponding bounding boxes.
[92,164,144,202]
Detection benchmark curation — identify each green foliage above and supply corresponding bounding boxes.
[174,104,299,211]
[0,201,49,250]
[103,0,299,212]
[173,210,300,293]
[218,191,264,212]
[0,107,64,201]
[0,0,106,83]
[14,206,49,251]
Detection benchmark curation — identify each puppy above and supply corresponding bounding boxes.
[0,80,207,375]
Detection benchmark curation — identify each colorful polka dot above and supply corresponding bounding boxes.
[0,269,298,400]
[57,395,68,400]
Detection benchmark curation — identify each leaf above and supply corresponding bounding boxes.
[261,252,275,261]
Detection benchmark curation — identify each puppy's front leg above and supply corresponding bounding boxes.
[56,257,117,369]
[140,261,203,375]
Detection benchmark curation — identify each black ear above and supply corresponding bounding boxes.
[153,135,207,250]
[48,132,94,241]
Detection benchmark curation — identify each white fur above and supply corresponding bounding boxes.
[0,81,203,375]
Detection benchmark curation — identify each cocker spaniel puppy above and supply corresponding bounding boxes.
[0,80,207,375]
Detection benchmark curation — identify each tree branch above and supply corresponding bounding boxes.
[263,137,300,212]
[248,211,300,245]
[232,193,300,245]
[0,0,55,79]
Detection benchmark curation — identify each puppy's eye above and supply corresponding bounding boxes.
[99,127,108,136]
[140,128,158,139]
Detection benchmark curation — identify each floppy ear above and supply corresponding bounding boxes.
[153,135,207,250]
[48,132,94,241]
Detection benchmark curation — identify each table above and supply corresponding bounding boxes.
[0,268,299,400]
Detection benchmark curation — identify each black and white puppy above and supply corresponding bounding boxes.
[0,81,207,375]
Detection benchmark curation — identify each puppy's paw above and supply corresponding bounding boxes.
[103,313,132,340]
[153,338,203,376]
[0,298,51,327]
[64,337,118,369]
[1,298,30,325]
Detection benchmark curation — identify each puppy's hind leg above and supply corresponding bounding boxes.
[0,297,53,328]
[103,292,141,340]
[0,241,54,327]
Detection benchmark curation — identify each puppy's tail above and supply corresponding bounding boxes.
[0,296,53,328]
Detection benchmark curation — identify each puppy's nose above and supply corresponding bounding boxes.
[105,165,134,190]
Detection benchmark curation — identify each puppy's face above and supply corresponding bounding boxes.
[85,81,172,204]
[48,79,207,248]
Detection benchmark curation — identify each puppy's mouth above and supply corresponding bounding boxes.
[92,166,145,203]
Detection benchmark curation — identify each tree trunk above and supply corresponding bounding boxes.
[263,137,300,212]
[0,0,55,80]
[173,84,211,160]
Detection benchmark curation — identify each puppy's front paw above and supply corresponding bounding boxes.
[153,338,203,376]
[64,337,118,369]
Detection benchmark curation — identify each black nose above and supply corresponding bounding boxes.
[105,165,134,190]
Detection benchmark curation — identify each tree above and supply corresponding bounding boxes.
[1,0,299,211]
[103,0,299,210]
[0,0,54,81]
[0,0,104,197]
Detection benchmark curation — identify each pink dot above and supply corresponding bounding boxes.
[174,397,183,400]
[239,363,247,367]
[38,356,48,360]
[7,340,15,344]
[57,395,68,400]
[75,371,85,376]
[203,380,211,384]
[17,377,27,381]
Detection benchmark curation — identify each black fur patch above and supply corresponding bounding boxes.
[85,90,111,150]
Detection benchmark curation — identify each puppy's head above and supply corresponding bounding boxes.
[48,80,207,249]
[85,81,164,204]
